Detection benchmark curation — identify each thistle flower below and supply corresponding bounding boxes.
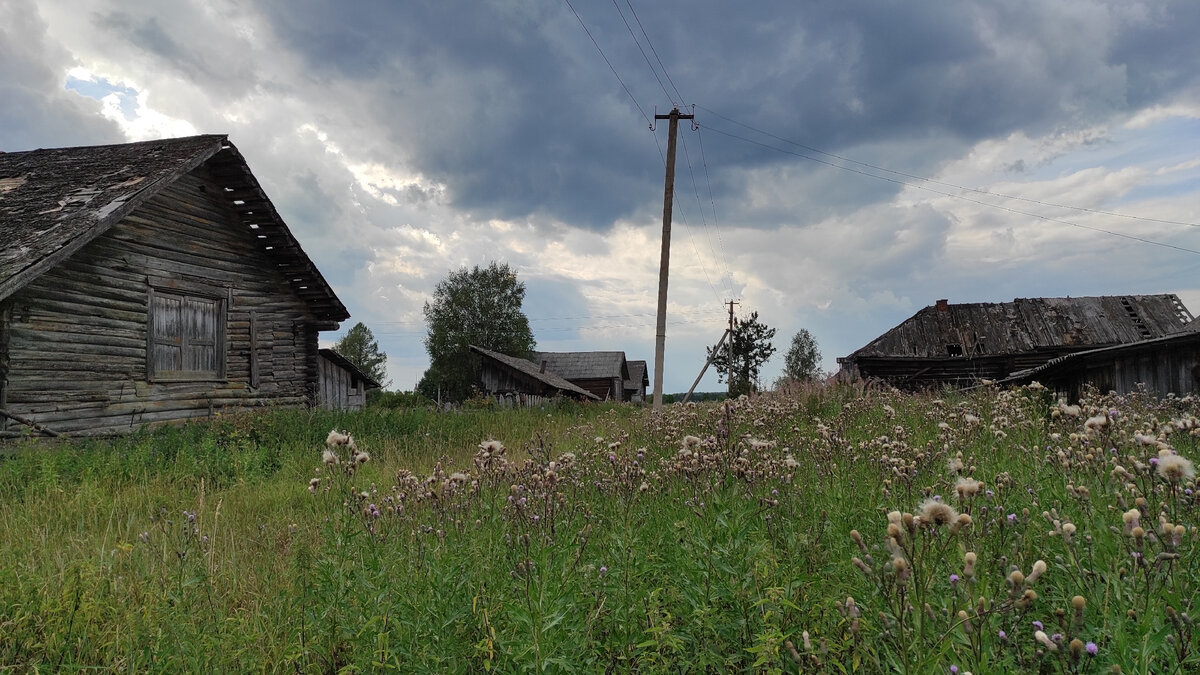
[955,477,983,499]
[1035,630,1058,651]
[1027,559,1047,584]
[353,450,370,464]
[918,498,958,527]
[322,449,339,465]
[1156,453,1195,483]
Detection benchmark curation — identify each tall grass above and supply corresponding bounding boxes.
[0,384,1196,672]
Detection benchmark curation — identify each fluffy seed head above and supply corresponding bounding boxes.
[918,498,958,526]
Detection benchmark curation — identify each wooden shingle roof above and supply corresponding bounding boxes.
[532,351,629,381]
[845,295,1193,360]
[0,135,348,323]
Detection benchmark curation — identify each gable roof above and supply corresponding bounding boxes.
[0,135,347,323]
[625,360,648,389]
[532,351,629,381]
[845,295,1193,360]
[470,345,600,400]
[318,348,382,390]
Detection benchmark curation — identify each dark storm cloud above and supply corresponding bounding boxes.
[249,0,1199,232]
[0,0,121,149]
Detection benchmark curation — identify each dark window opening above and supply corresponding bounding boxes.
[947,343,963,357]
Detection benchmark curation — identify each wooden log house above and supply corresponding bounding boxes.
[531,351,630,401]
[0,135,350,436]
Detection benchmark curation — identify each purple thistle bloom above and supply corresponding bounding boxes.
[1032,620,1044,630]
[949,574,959,584]
[1007,513,1018,523]
[950,667,958,674]
[998,630,1007,640]
[1150,457,1160,466]
[1051,633,1063,643]
[1086,642,1098,655]
[599,565,607,577]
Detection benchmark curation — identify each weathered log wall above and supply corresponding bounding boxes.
[1,166,322,435]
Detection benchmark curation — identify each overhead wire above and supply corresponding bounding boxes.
[562,0,652,128]
[625,0,685,105]
[699,123,1200,257]
[611,0,673,105]
[678,131,735,297]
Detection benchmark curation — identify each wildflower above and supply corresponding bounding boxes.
[1085,641,1098,655]
[599,565,607,577]
[1156,453,1195,483]
[353,450,370,464]
[955,477,983,498]
[326,429,350,446]
[322,449,339,465]
[1027,559,1047,584]
[918,498,959,526]
[1035,630,1058,651]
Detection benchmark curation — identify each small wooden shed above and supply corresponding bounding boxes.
[624,360,648,403]
[317,348,381,411]
[837,295,1193,390]
[532,351,630,401]
[0,135,349,436]
[470,345,600,406]
[1003,329,1200,400]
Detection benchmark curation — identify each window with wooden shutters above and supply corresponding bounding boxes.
[147,289,227,381]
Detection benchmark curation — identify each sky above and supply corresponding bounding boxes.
[4,0,1199,393]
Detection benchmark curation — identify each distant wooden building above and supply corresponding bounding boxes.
[838,295,1193,390]
[317,349,381,411]
[0,135,349,436]
[624,359,648,403]
[470,345,600,406]
[532,351,630,401]
[1003,330,1200,400]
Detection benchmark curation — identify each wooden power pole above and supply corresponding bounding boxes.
[652,107,694,410]
[726,299,738,397]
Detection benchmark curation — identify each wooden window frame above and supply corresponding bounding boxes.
[147,287,228,382]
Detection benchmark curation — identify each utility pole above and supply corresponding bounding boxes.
[652,106,694,410]
[726,299,739,397]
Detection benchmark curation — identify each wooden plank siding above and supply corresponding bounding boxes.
[317,353,367,411]
[1,166,321,435]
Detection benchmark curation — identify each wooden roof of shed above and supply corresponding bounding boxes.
[318,348,382,389]
[0,135,347,323]
[845,295,1193,360]
[470,346,600,400]
[532,351,629,381]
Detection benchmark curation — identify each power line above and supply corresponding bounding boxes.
[679,130,735,297]
[562,0,652,127]
[695,127,736,292]
[624,0,685,105]
[696,104,1200,230]
[611,0,673,104]
[699,123,1200,257]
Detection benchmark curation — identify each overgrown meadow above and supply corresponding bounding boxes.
[1,383,1197,673]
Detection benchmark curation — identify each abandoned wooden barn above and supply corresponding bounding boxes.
[317,348,381,411]
[624,360,648,403]
[1002,329,1200,400]
[470,345,600,406]
[837,295,1194,390]
[0,135,350,436]
[532,351,631,401]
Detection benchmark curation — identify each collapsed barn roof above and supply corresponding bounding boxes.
[839,295,1194,389]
